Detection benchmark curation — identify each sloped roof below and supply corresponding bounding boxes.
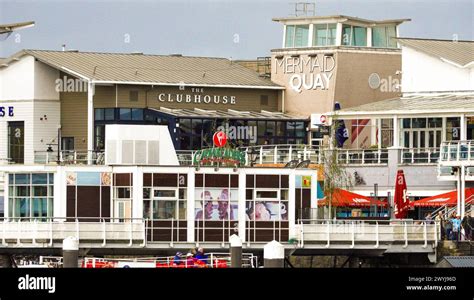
[273,15,410,25]
[1,50,282,89]
[397,38,474,68]
[440,256,474,268]
[335,92,474,116]
[151,107,307,120]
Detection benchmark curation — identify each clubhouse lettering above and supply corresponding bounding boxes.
[158,93,236,105]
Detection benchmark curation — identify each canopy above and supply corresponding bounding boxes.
[412,188,474,207]
[317,189,388,207]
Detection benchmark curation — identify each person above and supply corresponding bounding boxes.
[452,214,461,241]
[461,212,472,240]
[424,212,433,224]
[217,189,235,220]
[195,247,209,265]
[435,211,445,240]
[247,202,271,221]
[173,252,183,266]
[195,191,215,220]
[445,213,453,240]
[185,253,195,268]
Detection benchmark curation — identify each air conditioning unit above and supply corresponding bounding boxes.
[105,125,178,166]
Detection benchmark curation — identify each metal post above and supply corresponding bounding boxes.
[62,236,79,268]
[229,234,242,268]
[264,240,284,268]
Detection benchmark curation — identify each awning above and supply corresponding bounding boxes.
[317,189,388,207]
[412,188,474,207]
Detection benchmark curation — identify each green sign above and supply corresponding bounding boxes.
[193,147,246,166]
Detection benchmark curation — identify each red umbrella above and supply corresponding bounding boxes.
[394,170,409,219]
[317,189,387,207]
[412,188,474,207]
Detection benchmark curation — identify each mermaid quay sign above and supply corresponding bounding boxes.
[275,54,335,93]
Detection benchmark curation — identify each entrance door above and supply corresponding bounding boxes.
[8,121,24,164]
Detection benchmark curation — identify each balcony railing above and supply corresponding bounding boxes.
[399,148,440,164]
[34,151,105,165]
[440,140,474,163]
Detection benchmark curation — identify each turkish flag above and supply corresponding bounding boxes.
[394,170,409,219]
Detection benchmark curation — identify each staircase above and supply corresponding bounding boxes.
[438,240,474,258]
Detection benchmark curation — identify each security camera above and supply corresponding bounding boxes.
[395,70,402,75]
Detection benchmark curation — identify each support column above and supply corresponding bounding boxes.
[87,81,95,165]
[238,170,246,242]
[457,169,461,216]
[132,167,143,221]
[187,168,195,243]
[229,234,242,268]
[460,165,466,218]
[393,116,399,148]
[460,114,467,141]
[264,240,284,268]
[62,236,79,268]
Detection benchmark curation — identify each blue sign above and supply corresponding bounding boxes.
[0,106,14,117]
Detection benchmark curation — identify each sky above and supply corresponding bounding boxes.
[0,0,473,59]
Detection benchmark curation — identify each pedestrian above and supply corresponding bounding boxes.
[435,211,445,240]
[461,212,472,240]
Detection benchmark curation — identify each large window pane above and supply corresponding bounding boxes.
[342,25,352,45]
[386,26,397,48]
[294,25,309,47]
[104,108,115,120]
[313,24,328,46]
[119,109,132,120]
[285,25,295,47]
[353,27,367,46]
[15,174,30,185]
[372,27,387,47]
[95,109,104,121]
[131,108,143,121]
[32,174,48,185]
[328,24,337,45]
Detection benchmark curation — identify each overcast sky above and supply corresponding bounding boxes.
[0,0,473,59]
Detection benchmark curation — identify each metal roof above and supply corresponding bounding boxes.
[335,92,474,116]
[0,21,35,34]
[440,256,474,268]
[272,15,410,25]
[0,50,282,89]
[150,107,308,120]
[397,38,474,68]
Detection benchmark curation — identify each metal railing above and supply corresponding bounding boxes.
[296,219,439,248]
[34,150,105,165]
[399,148,440,164]
[177,145,390,166]
[0,217,146,247]
[440,140,474,163]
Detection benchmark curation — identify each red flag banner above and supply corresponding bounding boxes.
[394,170,409,219]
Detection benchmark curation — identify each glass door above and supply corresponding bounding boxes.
[8,121,24,164]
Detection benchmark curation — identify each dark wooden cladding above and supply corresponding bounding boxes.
[194,221,238,242]
[146,220,187,242]
[230,175,238,187]
[296,189,311,220]
[114,173,132,186]
[280,175,289,188]
[246,175,254,187]
[195,174,203,187]
[204,174,230,187]
[101,187,111,219]
[143,173,152,186]
[76,186,101,221]
[246,189,253,200]
[246,221,289,242]
[66,186,76,219]
[178,174,187,186]
[256,175,279,188]
[153,173,178,187]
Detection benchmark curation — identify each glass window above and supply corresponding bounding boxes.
[95,109,104,121]
[117,187,131,199]
[33,186,47,197]
[294,25,309,47]
[342,25,367,46]
[285,25,295,48]
[386,26,397,48]
[32,174,48,185]
[353,26,367,46]
[104,108,115,120]
[15,174,30,185]
[131,108,143,121]
[179,119,191,135]
[119,108,132,120]
[154,189,176,198]
[313,24,328,46]
[412,118,427,128]
[446,117,461,141]
[285,25,309,47]
[428,118,442,128]
[402,119,411,129]
[328,24,337,45]
[372,27,387,47]
[192,119,202,136]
